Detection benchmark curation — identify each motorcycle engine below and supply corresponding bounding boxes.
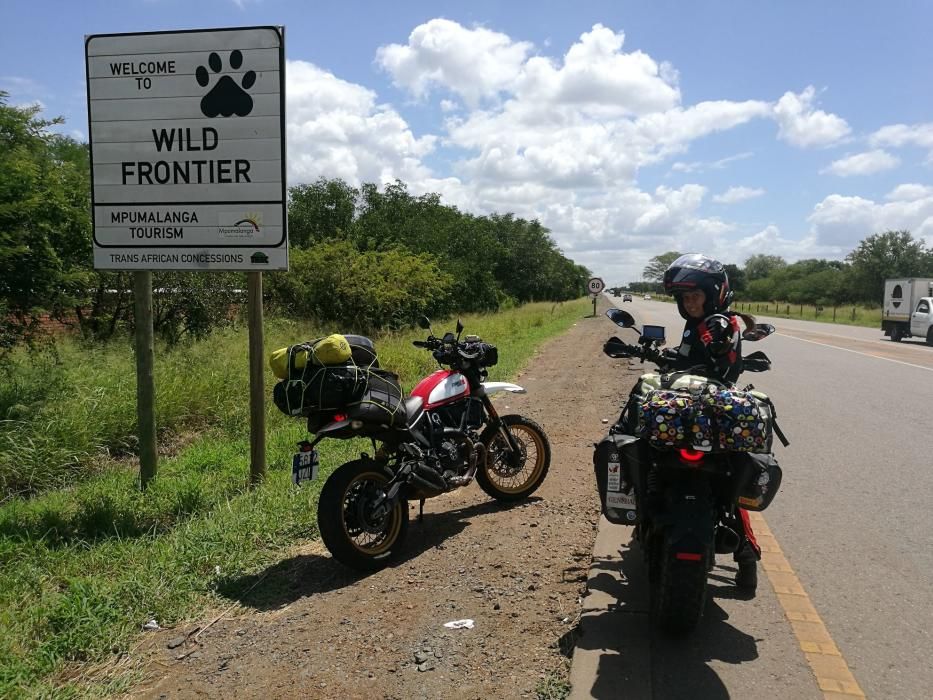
[437,438,466,474]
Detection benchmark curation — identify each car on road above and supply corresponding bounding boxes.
[622,293,633,302]
[643,294,651,300]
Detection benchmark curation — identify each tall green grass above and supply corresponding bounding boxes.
[0,298,588,698]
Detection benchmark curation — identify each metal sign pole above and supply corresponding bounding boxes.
[133,271,157,488]
[248,271,266,486]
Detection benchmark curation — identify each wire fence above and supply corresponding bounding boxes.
[732,301,881,327]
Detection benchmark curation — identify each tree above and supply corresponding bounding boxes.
[723,264,746,293]
[642,252,682,282]
[845,230,933,303]
[287,177,358,248]
[744,254,787,281]
[0,92,90,349]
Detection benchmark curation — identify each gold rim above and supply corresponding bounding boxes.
[485,423,546,494]
[340,471,403,556]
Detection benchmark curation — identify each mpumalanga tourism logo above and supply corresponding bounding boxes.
[219,212,262,239]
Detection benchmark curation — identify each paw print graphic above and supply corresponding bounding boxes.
[195,50,256,117]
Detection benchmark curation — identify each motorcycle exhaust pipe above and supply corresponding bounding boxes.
[715,525,741,554]
[410,461,447,496]
[448,440,485,487]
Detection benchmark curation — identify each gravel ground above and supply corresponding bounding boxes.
[135,299,636,700]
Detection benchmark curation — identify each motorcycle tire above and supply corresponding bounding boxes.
[477,414,551,502]
[317,459,409,571]
[650,532,710,635]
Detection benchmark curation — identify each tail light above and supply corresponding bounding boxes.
[678,448,705,464]
[333,413,347,422]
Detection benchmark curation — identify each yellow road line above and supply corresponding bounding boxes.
[748,511,867,699]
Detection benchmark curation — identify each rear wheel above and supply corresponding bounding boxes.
[317,459,409,571]
[926,326,933,347]
[890,325,903,342]
[650,533,710,635]
[478,415,551,501]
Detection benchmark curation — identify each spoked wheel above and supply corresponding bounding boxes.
[317,459,409,571]
[477,415,551,501]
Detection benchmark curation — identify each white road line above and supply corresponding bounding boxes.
[777,332,933,373]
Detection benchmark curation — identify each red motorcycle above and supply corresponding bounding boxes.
[285,317,550,570]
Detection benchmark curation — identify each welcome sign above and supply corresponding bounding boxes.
[86,27,287,270]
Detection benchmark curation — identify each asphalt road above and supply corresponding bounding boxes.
[585,296,932,699]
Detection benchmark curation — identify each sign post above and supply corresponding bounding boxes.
[86,26,287,487]
[587,277,605,317]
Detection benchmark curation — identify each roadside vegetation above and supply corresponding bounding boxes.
[618,234,933,320]
[0,298,589,698]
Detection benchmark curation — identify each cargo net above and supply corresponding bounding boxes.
[272,337,404,429]
[637,387,773,453]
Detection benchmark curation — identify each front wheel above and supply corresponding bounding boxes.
[317,459,409,571]
[477,415,551,501]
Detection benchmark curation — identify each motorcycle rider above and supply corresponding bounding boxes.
[662,253,760,591]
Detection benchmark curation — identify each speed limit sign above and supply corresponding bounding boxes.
[587,277,605,295]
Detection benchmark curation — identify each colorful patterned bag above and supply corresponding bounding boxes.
[637,387,772,453]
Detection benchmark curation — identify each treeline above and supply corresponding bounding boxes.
[0,93,588,349]
[632,232,933,306]
[274,178,590,331]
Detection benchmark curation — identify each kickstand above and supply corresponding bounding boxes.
[418,498,425,522]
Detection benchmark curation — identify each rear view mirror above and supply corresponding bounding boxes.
[742,323,775,342]
[418,316,431,330]
[456,319,464,334]
[606,308,636,328]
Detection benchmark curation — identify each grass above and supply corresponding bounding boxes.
[732,301,882,328]
[0,298,589,698]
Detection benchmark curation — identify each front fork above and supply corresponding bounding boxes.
[482,395,523,461]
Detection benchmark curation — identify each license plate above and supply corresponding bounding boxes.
[292,448,319,485]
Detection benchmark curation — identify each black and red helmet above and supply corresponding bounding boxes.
[663,253,734,319]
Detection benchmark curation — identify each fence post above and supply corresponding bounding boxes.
[851,307,856,321]
[800,305,803,316]
[833,307,837,322]
[786,305,790,315]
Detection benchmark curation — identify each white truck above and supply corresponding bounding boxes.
[881,278,933,344]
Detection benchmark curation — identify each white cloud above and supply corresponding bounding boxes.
[285,60,437,187]
[713,186,765,204]
[870,122,933,150]
[512,24,681,116]
[376,19,532,106]
[808,191,933,247]
[886,184,933,201]
[773,86,851,148]
[671,151,753,174]
[822,149,900,176]
[280,21,877,285]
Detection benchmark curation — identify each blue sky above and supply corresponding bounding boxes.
[4,0,933,285]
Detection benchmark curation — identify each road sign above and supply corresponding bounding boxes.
[587,277,605,295]
[86,26,287,270]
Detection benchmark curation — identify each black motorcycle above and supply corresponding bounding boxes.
[594,308,788,633]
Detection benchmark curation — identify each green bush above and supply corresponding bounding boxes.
[266,242,454,332]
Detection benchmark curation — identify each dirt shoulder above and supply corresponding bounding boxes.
[135,298,635,700]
